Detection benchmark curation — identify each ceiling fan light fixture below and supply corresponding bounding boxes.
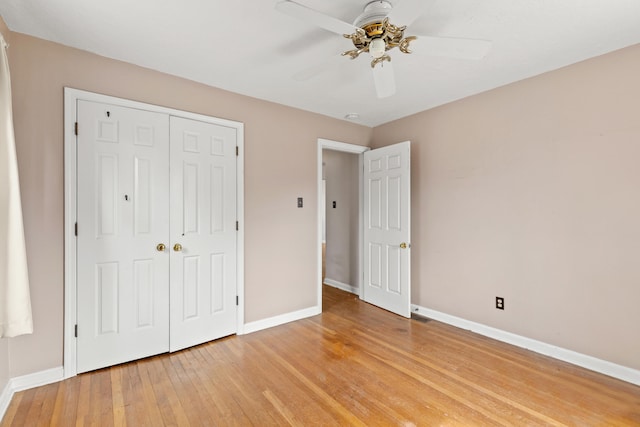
[369,37,386,58]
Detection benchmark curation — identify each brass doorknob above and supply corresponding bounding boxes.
[400,242,408,249]
[156,243,166,252]
[173,243,183,252]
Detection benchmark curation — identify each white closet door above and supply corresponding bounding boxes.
[169,116,238,352]
[76,101,170,373]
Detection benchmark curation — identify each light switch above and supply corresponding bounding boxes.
[297,197,303,208]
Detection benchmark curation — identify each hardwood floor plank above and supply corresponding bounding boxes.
[163,352,204,424]
[353,325,563,425]
[2,285,639,426]
[144,354,190,426]
[49,380,69,425]
[74,372,92,426]
[276,317,509,425]
[109,365,126,426]
[197,340,283,425]
[218,337,341,425]
[253,339,368,426]
[123,362,149,426]
[187,345,249,424]
[156,357,193,426]
[261,321,439,424]
[22,386,48,427]
[367,321,635,425]
[49,376,80,427]
[137,358,171,426]
[262,389,303,427]
[0,389,23,426]
[36,381,60,426]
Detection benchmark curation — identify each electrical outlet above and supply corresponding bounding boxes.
[297,197,303,208]
[496,297,504,310]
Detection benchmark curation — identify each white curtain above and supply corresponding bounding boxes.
[0,34,33,338]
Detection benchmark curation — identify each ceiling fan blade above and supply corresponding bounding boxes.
[386,0,429,27]
[275,1,358,35]
[373,61,396,99]
[411,36,492,60]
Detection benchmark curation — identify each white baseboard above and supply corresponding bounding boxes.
[0,366,64,420]
[412,305,640,387]
[324,278,358,295]
[242,305,321,335]
[0,382,12,423]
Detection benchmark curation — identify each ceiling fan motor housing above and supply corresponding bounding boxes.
[354,1,392,47]
[353,1,393,30]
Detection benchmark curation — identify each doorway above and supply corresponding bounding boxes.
[323,149,359,294]
[316,139,368,308]
[317,138,412,317]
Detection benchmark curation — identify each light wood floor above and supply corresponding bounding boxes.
[3,286,639,426]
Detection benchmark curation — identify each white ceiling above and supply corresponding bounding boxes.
[1,0,639,127]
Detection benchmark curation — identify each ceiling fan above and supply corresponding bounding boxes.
[275,0,491,98]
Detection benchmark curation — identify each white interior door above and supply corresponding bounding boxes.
[169,116,238,352]
[76,101,170,373]
[363,141,411,317]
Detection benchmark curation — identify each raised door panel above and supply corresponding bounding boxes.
[133,259,155,328]
[182,163,200,235]
[134,157,152,235]
[97,154,119,238]
[211,253,226,313]
[182,255,200,319]
[96,262,119,334]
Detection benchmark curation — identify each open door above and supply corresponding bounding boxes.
[363,141,411,317]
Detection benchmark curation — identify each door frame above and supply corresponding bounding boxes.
[317,139,369,308]
[63,88,245,378]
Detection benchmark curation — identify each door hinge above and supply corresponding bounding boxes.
[74,122,78,136]
[236,221,239,231]
[236,146,239,156]
[236,296,239,306]
[74,222,78,236]
[74,324,78,338]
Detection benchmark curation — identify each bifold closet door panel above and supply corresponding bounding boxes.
[76,100,170,373]
[168,116,238,352]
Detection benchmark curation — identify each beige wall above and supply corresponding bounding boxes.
[323,150,359,289]
[0,15,10,391]
[6,31,371,377]
[372,44,640,370]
